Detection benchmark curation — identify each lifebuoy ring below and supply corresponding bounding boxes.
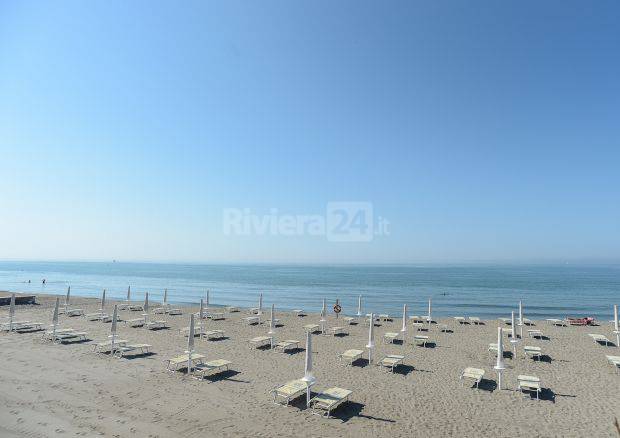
[333,304,342,313]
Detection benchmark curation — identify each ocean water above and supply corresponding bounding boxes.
[0,261,618,319]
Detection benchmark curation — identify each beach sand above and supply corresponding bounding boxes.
[1,293,619,437]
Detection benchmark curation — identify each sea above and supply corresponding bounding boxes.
[0,261,618,319]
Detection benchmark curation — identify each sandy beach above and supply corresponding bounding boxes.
[1,293,619,438]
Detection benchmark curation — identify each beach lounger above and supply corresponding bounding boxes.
[146,320,168,330]
[517,375,542,400]
[379,314,391,322]
[329,326,345,336]
[439,324,450,332]
[118,302,132,310]
[338,349,364,366]
[522,318,533,326]
[423,315,435,324]
[250,307,260,314]
[304,324,320,333]
[499,318,511,325]
[524,345,543,361]
[308,387,352,418]
[342,316,357,325]
[271,379,312,406]
[129,304,144,312]
[460,367,485,388]
[273,339,300,353]
[292,309,306,317]
[409,315,425,323]
[383,332,400,343]
[528,329,544,339]
[65,308,84,317]
[244,316,260,325]
[377,354,405,372]
[488,343,502,356]
[181,326,205,337]
[193,359,233,380]
[605,355,620,373]
[546,318,567,327]
[114,343,152,358]
[454,317,466,324]
[152,306,167,314]
[13,322,44,332]
[226,306,240,313]
[414,335,430,347]
[167,308,182,316]
[208,312,225,320]
[164,353,206,372]
[126,318,145,327]
[588,334,612,346]
[48,330,88,343]
[469,317,482,325]
[93,339,128,353]
[249,336,272,349]
[85,312,111,322]
[263,318,280,326]
[204,329,225,340]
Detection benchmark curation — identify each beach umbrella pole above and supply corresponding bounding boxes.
[494,327,505,389]
[614,304,619,348]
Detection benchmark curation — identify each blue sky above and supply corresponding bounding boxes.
[0,1,618,264]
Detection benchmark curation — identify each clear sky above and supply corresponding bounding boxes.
[0,1,618,264]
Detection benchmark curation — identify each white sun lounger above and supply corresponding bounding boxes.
[517,375,542,400]
[499,318,511,325]
[274,339,300,353]
[226,306,240,313]
[164,353,206,372]
[379,314,391,322]
[271,379,313,406]
[460,367,485,388]
[383,332,400,344]
[488,343,502,357]
[193,359,233,379]
[292,309,306,317]
[588,334,612,346]
[469,317,482,325]
[605,355,620,373]
[48,331,88,343]
[204,329,225,340]
[86,313,111,322]
[546,318,567,327]
[414,335,430,347]
[338,349,364,366]
[524,345,543,360]
[377,354,405,372]
[454,317,467,324]
[304,324,320,333]
[342,316,357,325]
[208,312,225,321]
[126,318,145,327]
[249,336,272,349]
[409,315,424,323]
[308,387,352,418]
[244,316,260,325]
[329,326,345,336]
[128,304,144,312]
[65,308,84,317]
[93,339,128,353]
[145,320,167,330]
[12,322,44,332]
[114,343,152,358]
[528,329,544,339]
[263,318,280,326]
[411,322,425,331]
[167,308,182,315]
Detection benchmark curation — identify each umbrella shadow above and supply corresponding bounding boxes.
[59,338,92,345]
[283,347,305,355]
[333,333,349,338]
[417,342,436,349]
[337,402,395,423]
[477,378,498,392]
[202,370,246,383]
[121,352,157,360]
[393,364,415,376]
[206,336,230,342]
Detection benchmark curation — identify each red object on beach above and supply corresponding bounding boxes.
[567,317,595,326]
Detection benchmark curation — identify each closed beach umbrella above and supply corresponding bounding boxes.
[258,293,263,315]
[199,298,205,337]
[301,331,316,406]
[206,290,210,309]
[269,304,275,348]
[52,297,60,339]
[144,292,149,325]
[127,286,131,302]
[163,288,168,306]
[518,300,524,338]
[614,304,619,347]
[401,304,407,334]
[320,298,326,333]
[187,314,195,374]
[65,286,71,314]
[494,327,505,389]
[100,289,106,316]
[111,304,118,350]
[9,293,15,332]
[367,312,375,364]
[510,310,519,356]
[357,295,362,317]
[427,298,432,324]
[199,297,205,319]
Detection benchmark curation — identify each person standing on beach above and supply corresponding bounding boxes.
[42,279,46,285]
